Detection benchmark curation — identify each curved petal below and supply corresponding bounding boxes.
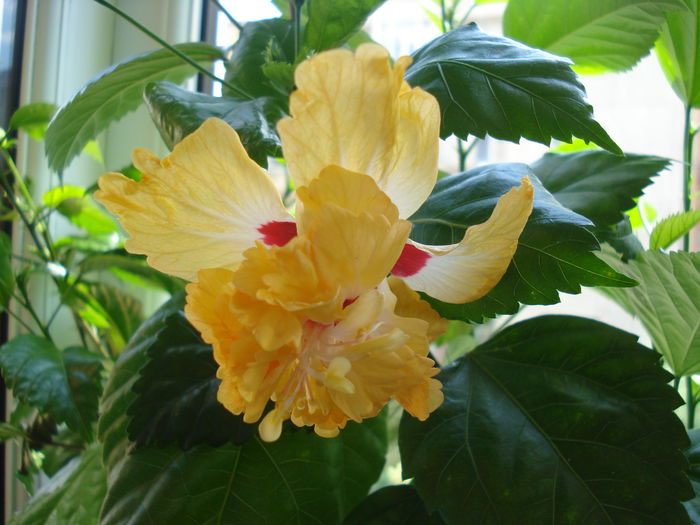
[95,118,292,281]
[394,178,534,304]
[277,44,440,218]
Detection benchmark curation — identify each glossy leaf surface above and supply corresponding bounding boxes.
[405,24,621,153]
[400,316,692,524]
[409,163,635,322]
[144,81,283,166]
[0,335,102,440]
[304,0,385,52]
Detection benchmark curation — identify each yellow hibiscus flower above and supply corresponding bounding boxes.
[95,44,533,441]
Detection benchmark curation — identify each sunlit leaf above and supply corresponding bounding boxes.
[9,103,56,140]
[303,0,385,52]
[650,209,700,249]
[400,316,691,524]
[405,24,621,153]
[602,250,700,376]
[504,0,688,73]
[45,43,224,173]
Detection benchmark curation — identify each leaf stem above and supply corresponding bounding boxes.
[291,0,304,58]
[208,0,242,30]
[91,0,252,99]
[683,104,694,251]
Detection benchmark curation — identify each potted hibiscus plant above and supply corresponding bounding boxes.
[2,0,699,523]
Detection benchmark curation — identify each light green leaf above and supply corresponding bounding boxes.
[0,335,102,439]
[45,43,224,173]
[504,0,688,73]
[43,186,117,235]
[9,103,56,140]
[656,0,700,106]
[303,0,385,52]
[0,231,14,311]
[400,315,692,524]
[406,24,621,153]
[9,445,106,525]
[650,209,700,249]
[603,250,700,376]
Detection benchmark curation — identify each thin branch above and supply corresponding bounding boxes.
[208,0,242,30]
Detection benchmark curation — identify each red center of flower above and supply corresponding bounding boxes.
[258,221,298,246]
[391,243,430,277]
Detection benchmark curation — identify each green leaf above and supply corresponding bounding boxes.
[9,103,56,140]
[400,315,692,524]
[45,43,224,173]
[343,485,444,525]
[101,420,386,525]
[531,151,668,226]
[88,283,144,350]
[43,186,117,235]
[0,422,26,441]
[0,335,102,440]
[0,230,14,312]
[9,445,106,525]
[224,19,295,102]
[144,81,283,166]
[656,0,700,106]
[596,217,645,261]
[128,310,256,449]
[602,250,700,376]
[303,0,385,52]
[504,0,688,73]
[98,293,185,471]
[405,24,621,153]
[650,210,700,249]
[409,163,635,322]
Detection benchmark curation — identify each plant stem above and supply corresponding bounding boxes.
[673,376,681,391]
[688,376,696,429]
[440,0,448,32]
[208,0,242,30]
[92,0,252,99]
[291,0,303,57]
[683,104,695,251]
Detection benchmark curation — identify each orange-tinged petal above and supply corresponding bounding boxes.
[95,118,291,281]
[397,178,534,303]
[278,44,440,218]
[388,276,448,343]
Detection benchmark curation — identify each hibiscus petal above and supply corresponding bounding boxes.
[278,44,440,218]
[394,178,534,303]
[95,118,291,281]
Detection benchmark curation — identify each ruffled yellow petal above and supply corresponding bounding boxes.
[95,118,291,281]
[278,44,440,218]
[398,178,534,303]
[388,276,448,343]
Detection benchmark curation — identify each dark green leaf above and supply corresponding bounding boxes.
[0,231,14,311]
[144,81,283,166]
[9,103,56,140]
[128,310,255,449]
[656,0,700,106]
[0,336,102,440]
[596,217,644,261]
[650,210,700,250]
[0,422,25,441]
[405,24,621,153]
[504,0,688,73]
[409,163,635,322]
[45,43,224,173]
[343,485,444,525]
[9,445,106,525]
[531,151,668,226]
[303,0,385,52]
[101,420,386,525]
[400,315,692,525]
[602,250,700,376]
[88,283,144,349]
[224,19,295,102]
